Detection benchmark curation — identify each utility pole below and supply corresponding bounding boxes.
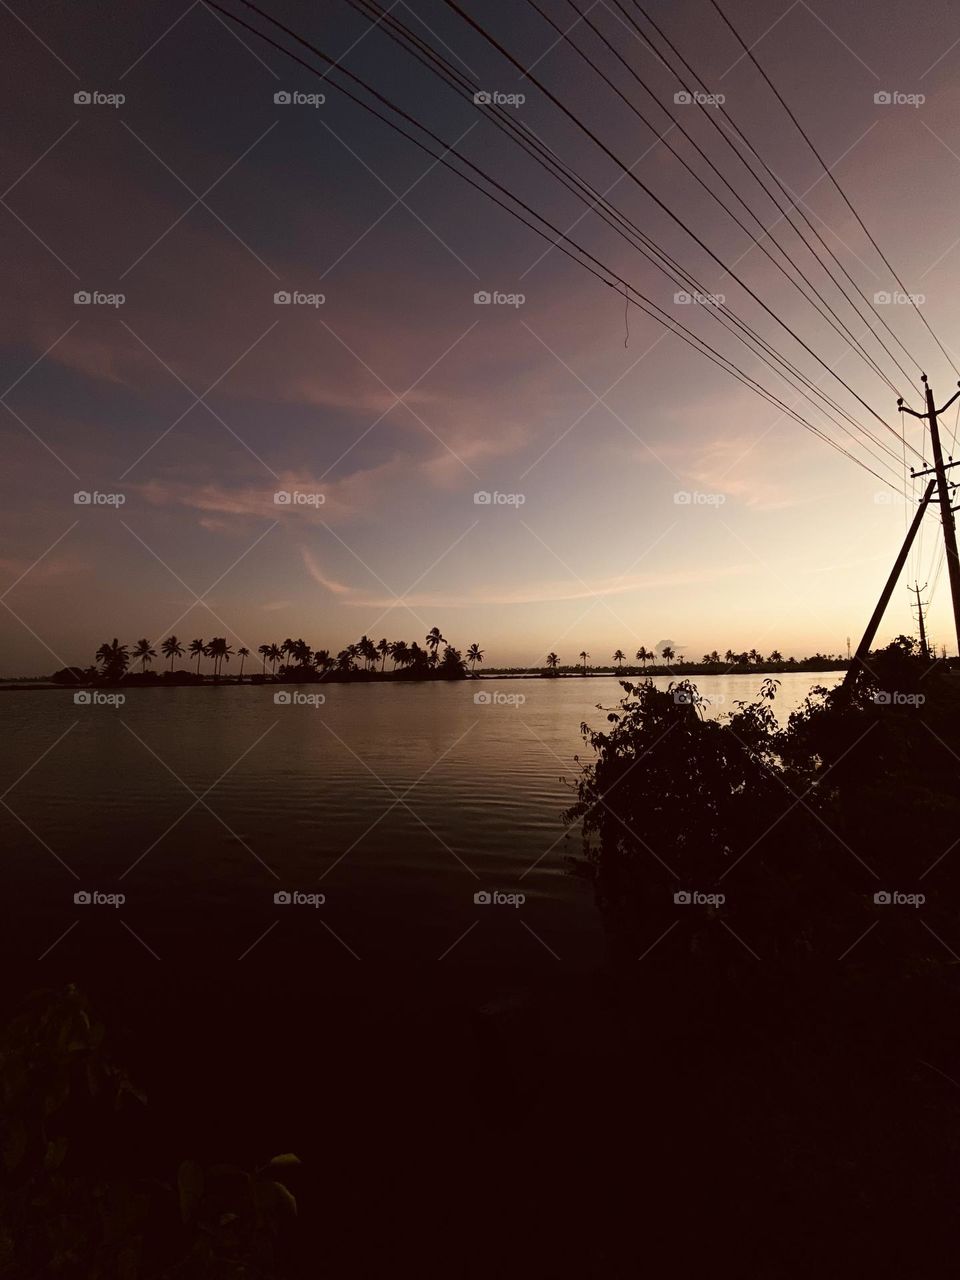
[909,582,930,660]
[899,375,960,656]
[844,478,936,687]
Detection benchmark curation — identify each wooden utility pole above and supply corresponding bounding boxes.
[843,479,936,687]
[899,376,960,655]
[910,582,930,660]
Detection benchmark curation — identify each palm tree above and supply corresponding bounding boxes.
[313,649,332,676]
[376,638,390,671]
[425,627,445,666]
[724,649,735,664]
[466,643,484,673]
[613,649,626,671]
[545,652,559,671]
[635,646,649,669]
[189,639,207,675]
[237,646,249,679]
[207,637,233,680]
[258,643,271,675]
[95,639,129,681]
[389,639,408,670]
[161,635,184,671]
[579,650,589,675]
[407,641,428,673]
[132,639,156,673]
[291,639,312,668]
[336,648,354,672]
[661,646,675,666]
[769,650,783,663]
[267,644,282,674]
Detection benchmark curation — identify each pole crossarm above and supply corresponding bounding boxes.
[911,461,960,478]
[896,376,960,656]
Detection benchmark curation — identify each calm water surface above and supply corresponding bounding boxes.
[1,671,841,973]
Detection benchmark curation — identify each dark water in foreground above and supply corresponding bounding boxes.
[7,670,957,1277]
[0,671,840,973]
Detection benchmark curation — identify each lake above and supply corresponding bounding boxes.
[1,670,842,977]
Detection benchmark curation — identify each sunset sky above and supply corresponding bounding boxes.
[4,0,960,674]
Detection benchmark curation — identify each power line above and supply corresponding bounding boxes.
[343,0,912,476]
[545,0,907,399]
[622,0,928,392]
[440,0,917,450]
[708,0,960,381]
[206,0,906,490]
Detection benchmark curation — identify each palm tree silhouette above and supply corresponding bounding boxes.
[267,644,281,674]
[613,649,626,671]
[133,639,156,673]
[579,650,589,675]
[426,627,445,666]
[336,648,354,672]
[377,638,390,671]
[238,647,249,679]
[661,646,675,667]
[189,639,207,675]
[96,639,129,680]
[769,649,783,663]
[207,637,233,680]
[258,643,271,675]
[389,640,408,670]
[161,635,184,671]
[635,646,649,669]
[466,643,484,672]
[291,639,312,668]
[545,652,559,671]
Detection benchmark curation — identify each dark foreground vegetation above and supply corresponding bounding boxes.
[3,637,959,1275]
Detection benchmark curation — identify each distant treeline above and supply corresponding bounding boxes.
[46,630,484,685]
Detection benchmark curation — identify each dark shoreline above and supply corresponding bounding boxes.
[0,663,849,691]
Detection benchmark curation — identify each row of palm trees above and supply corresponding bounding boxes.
[603,647,786,671]
[92,630,485,681]
[549,648,800,675]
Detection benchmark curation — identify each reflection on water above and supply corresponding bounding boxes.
[0,671,841,973]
